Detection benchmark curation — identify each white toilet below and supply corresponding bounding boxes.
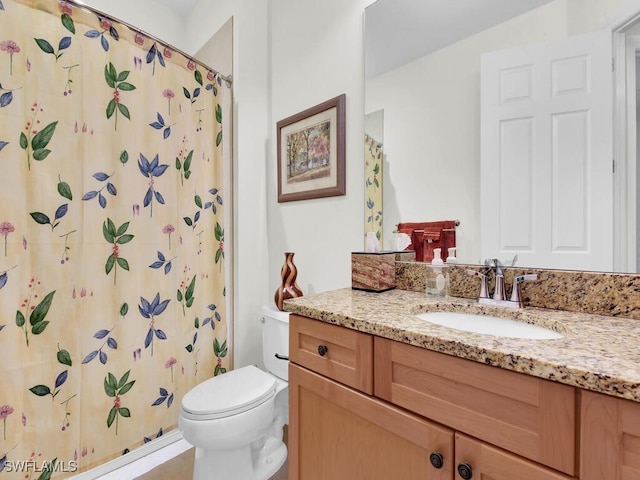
[179,305,290,480]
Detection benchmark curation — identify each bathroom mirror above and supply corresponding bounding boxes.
[365,0,640,273]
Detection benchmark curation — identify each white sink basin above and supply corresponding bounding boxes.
[415,311,563,339]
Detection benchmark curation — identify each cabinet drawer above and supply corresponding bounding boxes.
[289,315,373,394]
[375,337,576,476]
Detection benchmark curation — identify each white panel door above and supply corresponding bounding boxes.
[481,30,613,271]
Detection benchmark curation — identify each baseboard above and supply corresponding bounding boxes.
[70,430,184,480]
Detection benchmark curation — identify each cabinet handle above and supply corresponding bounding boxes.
[457,462,473,479]
[317,345,328,356]
[429,452,444,469]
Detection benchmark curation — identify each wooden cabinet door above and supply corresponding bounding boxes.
[454,433,575,480]
[288,363,454,480]
[580,390,640,479]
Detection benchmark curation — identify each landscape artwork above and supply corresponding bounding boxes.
[277,94,346,202]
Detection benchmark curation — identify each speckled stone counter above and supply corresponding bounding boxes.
[397,262,640,319]
[283,288,640,403]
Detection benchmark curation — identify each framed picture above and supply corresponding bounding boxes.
[277,94,346,202]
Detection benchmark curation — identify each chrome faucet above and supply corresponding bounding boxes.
[466,260,538,309]
[490,258,505,301]
[509,274,538,308]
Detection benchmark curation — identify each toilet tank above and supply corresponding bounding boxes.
[262,304,290,381]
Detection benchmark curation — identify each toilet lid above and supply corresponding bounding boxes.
[181,365,277,419]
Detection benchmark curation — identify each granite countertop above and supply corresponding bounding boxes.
[283,288,640,403]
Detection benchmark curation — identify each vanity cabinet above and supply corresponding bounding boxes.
[288,314,454,479]
[290,314,638,480]
[580,390,640,479]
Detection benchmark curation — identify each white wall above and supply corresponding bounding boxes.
[268,0,371,300]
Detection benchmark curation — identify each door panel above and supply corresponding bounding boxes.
[481,29,613,270]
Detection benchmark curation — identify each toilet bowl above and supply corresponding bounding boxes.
[179,305,289,480]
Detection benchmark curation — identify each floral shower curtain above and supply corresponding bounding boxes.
[365,134,383,247]
[0,0,231,476]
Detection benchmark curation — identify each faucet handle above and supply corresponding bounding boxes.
[510,274,538,304]
[466,270,489,299]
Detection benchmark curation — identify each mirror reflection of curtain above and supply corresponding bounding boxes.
[364,134,383,248]
[0,0,231,474]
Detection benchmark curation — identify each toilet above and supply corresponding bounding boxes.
[179,305,290,480]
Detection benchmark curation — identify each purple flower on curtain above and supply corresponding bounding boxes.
[162,224,174,249]
[165,357,177,383]
[0,40,19,75]
[0,221,14,256]
[0,404,13,440]
[162,89,174,114]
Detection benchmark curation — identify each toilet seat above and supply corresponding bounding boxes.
[181,365,277,421]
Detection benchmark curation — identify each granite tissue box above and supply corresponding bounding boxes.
[351,252,396,292]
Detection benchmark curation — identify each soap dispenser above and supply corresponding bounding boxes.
[446,247,458,264]
[427,248,449,298]
[432,248,444,266]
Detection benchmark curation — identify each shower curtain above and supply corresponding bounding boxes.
[0,0,231,476]
[364,133,383,247]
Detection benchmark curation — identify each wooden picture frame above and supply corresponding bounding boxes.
[277,94,346,202]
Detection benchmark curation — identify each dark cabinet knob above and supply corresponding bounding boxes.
[457,462,473,479]
[317,345,328,356]
[429,452,444,469]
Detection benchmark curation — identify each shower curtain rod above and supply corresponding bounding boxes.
[64,0,233,87]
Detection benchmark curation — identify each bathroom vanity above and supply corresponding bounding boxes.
[284,287,640,480]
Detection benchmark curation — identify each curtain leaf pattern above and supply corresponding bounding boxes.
[0,0,230,475]
[365,134,383,247]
